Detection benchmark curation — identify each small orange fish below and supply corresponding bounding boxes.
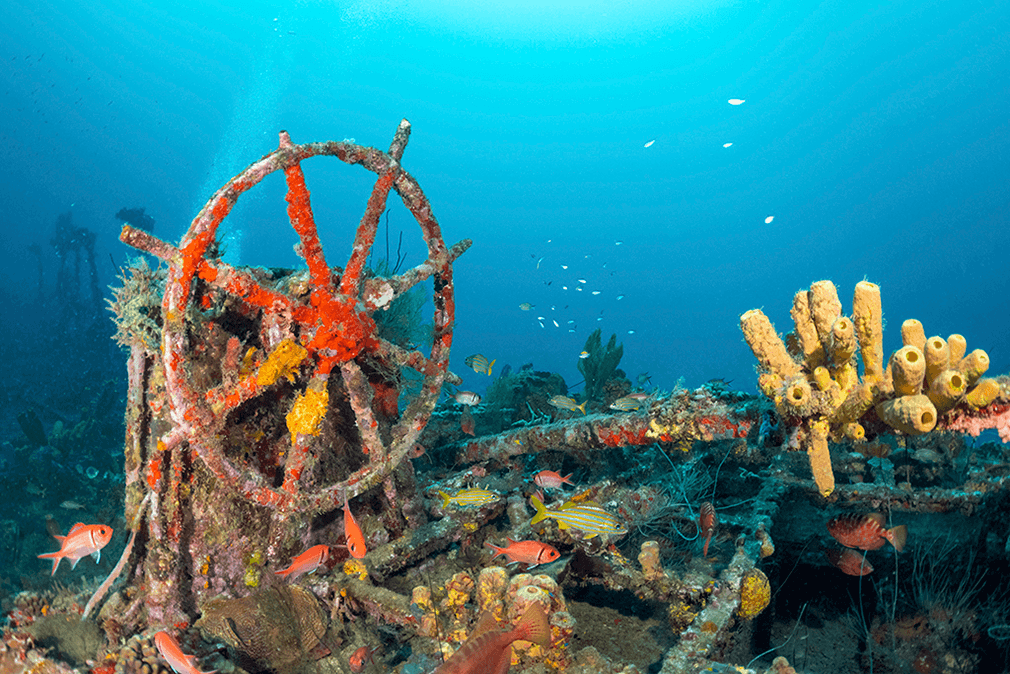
[825,548,874,576]
[345,495,367,559]
[485,537,561,567]
[154,631,216,674]
[275,544,329,580]
[37,522,113,575]
[433,602,551,674]
[699,502,716,557]
[533,470,573,490]
[348,645,377,673]
[460,408,475,436]
[827,513,907,552]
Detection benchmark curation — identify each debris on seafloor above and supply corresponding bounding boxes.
[5,129,1010,674]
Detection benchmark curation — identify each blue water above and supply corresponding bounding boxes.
[2,0,1007,396]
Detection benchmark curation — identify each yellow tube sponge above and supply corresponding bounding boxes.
[852,281,884,384]
[923,336,949,387]
[889,346,925,396]
[956,349,990,387]
[876,395,937,435]
[790,291,824,368]
[830,381,875,427]
[808,281,842,347]
[829,317,857,364]
[808,419,834,497]
[947,334,967,364]
[927,369,966,414]
[901,319,926,351]
[740,310,801,379]
[965,378,1000,410]
[781,377,813,415]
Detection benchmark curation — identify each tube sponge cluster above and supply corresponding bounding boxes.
[740,280,995,498]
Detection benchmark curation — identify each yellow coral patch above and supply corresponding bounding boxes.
[737,569,771,620]
[256,339,308,386]
[344,559,368,581]
[286,386,329,441]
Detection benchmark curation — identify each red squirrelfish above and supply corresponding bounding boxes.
[345,495,367,559]
[699,502,716,557]
[275,544,329,580]
[533,470,574,490]
[485,537,560,567]
[37,522,113,575]
[154,631,216,674]
[827,513,907,552]
[460,408,475,436]
[348,645,377,673]
[825,548,874,576]
[434,602,551,674]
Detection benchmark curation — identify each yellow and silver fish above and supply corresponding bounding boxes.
[519,302,534,311]
[464,354,496,376]
[609,395,643,411]
[439,487,500,508]
[530,495,627,539]
[549,395,587,415]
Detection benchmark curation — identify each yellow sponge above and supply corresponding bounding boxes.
[876,395,937,435]
[852,281,884,384]
[965,378,1000,410]
[927,369,967,414]
[901,319,926,351]
[740,310,801,380]
[889,346,925,396]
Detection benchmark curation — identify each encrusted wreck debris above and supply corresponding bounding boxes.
[4,124,1010,674]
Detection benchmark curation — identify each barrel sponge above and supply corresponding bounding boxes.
[947,334,967,364]
[740,309,801,379]
[956,349,990,387]
[901,319,926,352]
[852,281,884,383]
[889,346,926,397]
[965,378,1001,410]
[927,369,966,414]
[790,291,824,367]
[808,281,842,347]
[807,419,834,497]
[876,395,937,435]
[924,336,950,386]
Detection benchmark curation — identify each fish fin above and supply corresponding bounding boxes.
[703,533,712,557]
[36,553,61,576]
[471,611,500,640]
[439,490,452,509]
[889,525,908,552]
[577,401,587,415]
[488,648,512,674]
[866,513,886,527]
[488,359,496,375]
[53,534,65,542]
[529,495,548,525]
[562,473,573,484]
[70,557,80,570]
[92,550,101,564]
[484,541,504,557]
[514,602,551,646]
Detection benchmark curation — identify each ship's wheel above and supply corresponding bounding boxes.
[122,120,470,513]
